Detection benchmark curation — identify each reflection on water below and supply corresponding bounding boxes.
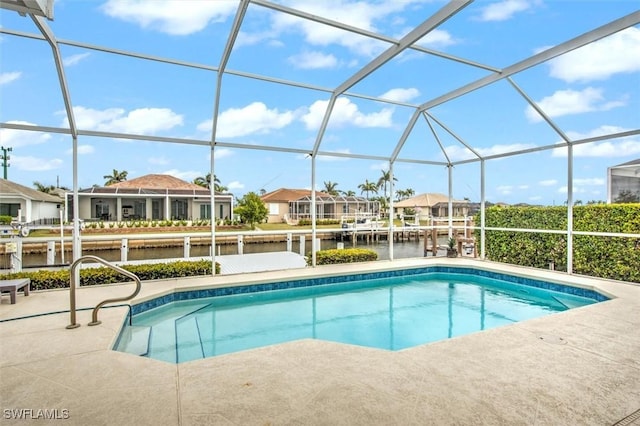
[4,239,432,269]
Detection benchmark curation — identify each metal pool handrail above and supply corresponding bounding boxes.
[66,255,142,329]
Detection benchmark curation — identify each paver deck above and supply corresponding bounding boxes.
[1,258,639,425]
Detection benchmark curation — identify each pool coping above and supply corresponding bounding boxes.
[2,257,639,425]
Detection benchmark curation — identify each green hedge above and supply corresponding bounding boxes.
[310,248,378,266]
[479,204,640,283]
[2,260,219,291]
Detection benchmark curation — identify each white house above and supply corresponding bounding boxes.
[0,179,64,223]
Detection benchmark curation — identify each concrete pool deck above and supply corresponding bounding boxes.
[1,258,639,425]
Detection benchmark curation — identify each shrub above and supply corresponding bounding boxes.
[2,260,220,291]
[479,204,640,283]
[0,215,12,225]
[310,248,378,266]
[298,219,341,226]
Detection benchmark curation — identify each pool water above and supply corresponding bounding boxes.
[115,272,598,363]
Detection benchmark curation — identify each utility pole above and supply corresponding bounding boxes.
[1,146,12,179]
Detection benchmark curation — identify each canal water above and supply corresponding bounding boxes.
[3,238,436,270]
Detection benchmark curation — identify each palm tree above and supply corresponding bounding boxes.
[192,173,222,190]
[103,169,128,186]
[358,179,378,200]
[323,181,339,196]
[341,190,356,197]
[33,181,56,193]
[377,169,397,200]
[395,188,415,201]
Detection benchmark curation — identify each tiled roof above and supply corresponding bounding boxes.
[0,179,64,203]
[261,188,331,202]
[394,193,467,208]
[109,174,203,190]
[74,174,232,198]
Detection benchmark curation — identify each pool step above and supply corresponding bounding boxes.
[119,326,151,356]
[175,316,205,363]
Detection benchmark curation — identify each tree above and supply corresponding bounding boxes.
[377,169,397,200]
[259,188,266,196]
[341,190,356,197]
[395,188,414,201]
[193,173,220,189]
[33,181,69,194]
[33,181,55,194]
[234,192,268,230]
[358,179,378,200]
[614,190,640,203]
[323,181,339,196]
[103,169,128,186]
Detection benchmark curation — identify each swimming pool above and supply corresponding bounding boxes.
[114,267,606,363]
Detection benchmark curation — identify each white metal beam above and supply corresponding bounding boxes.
[425,112,482,160]
[335,0,472,96]
[250,0,500,73]
[418,11,640,112]
[31,15,77,139]
[507,77,572,144]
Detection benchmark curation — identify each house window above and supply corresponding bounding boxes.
[171,199,188,220]
[0,203,20,217]
[133,200,146,219]
[269,203,278,215]
[200,204,211,220]
[152,200,162,220]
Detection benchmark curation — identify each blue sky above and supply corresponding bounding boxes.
[1,0,639,206]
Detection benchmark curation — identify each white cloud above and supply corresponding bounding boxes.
[416,29,457,48]
[63,106,183,134]
[63,53,90,67]
[552,125,640,157]
[557,186,587,194]
[539,179,557,186]
[288,51,339,69]
[241,1,423,57]
[101,0,237,35]
[0,71,21,85]
[370,162,389,171]
[444,143,536,161]
[497,185,513,195]
[301,97,393,130]
[148,156,169,165]
[12,156,63,171]
[574,178,605,186]
[518,185,529,190]
[379,88,420,103]
[546,27,640,83]
[0,121,52,148]
[526,87,625,122]
[213,148,233,159]
[316,149,351,162]
[529,195,542,201]
[161,169,200,182]
[477,0,532,22]
[65,145,94,155]
[197,102,294,138]
[227,181,244,190]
